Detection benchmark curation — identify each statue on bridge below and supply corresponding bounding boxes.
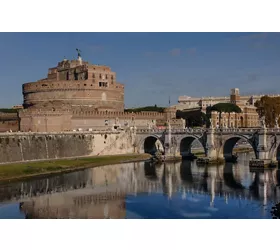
[76,48,82,58]
[260,116,266,128]
[275,116,279,128]
[209,118,213,129]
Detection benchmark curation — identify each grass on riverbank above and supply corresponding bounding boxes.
[0,153,151,182]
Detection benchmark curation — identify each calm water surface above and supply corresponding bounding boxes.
[0,152,280,219]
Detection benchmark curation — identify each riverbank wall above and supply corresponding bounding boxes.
[0,130,136,164]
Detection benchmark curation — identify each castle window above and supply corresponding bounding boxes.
[92,74,95,78]
[99,82,108,87]
[84,84,87,86]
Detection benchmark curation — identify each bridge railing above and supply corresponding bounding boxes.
[135,128,207,134]
[218,128,260,133]
[0,130,122,136]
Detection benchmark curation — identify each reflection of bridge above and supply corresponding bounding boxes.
[2,160,280,218]
[135,127,280,163]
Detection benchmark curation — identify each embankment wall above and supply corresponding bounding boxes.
[0,130,136,164]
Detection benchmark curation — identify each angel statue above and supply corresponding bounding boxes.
[260,116,266,128]
[275,116,279,128]
[209,118,213,129]
[76,48,82,58]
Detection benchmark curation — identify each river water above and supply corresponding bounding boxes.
[0,152,280,219]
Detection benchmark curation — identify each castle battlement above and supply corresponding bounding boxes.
[18,110,71,117]
[0,112,18,120]
[71,110,165,119]
[23,80,124,91]
[18,107,166,120]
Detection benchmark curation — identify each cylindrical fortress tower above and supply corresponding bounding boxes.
[22,56,124,112]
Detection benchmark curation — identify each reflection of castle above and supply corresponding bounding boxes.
[20,192,126,219]
[4,160,280,219]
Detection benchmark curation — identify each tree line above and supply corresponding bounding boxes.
[125,105,166,113]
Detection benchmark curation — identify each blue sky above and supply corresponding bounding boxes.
[0,32,280,108]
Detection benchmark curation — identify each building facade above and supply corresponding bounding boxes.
[176,88,262,128]
[177,88,280,110]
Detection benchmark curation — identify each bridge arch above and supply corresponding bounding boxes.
[223,135,257,161]
[140,135,164,155]
[179,135,206,159]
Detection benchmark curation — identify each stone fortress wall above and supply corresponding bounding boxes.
[0,112,19,133]
[18,108,170,132]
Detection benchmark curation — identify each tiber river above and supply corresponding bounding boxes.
[0,152,280,219]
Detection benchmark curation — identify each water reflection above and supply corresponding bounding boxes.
[0,153,280,219]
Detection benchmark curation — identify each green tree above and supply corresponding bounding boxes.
[124,106,165,113]
[176,109,208,127]
[210,103,242,128]
[0,108,18,113]
[255,96,280,127]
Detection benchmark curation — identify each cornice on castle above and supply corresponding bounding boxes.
[19,108,165,119]
[72,110,165,119]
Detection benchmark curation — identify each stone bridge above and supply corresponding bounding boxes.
[134,127,280,163]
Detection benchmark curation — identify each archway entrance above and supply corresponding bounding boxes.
[180,136,205,160]
[223,136,256,163]
[143,136,164,156]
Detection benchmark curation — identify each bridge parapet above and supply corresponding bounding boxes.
[214,128,260,133]
[0,130,122,137]
[135,128,207,134]
[266,128,280,134]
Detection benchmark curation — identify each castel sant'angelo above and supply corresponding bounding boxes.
[3,50,180,133]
